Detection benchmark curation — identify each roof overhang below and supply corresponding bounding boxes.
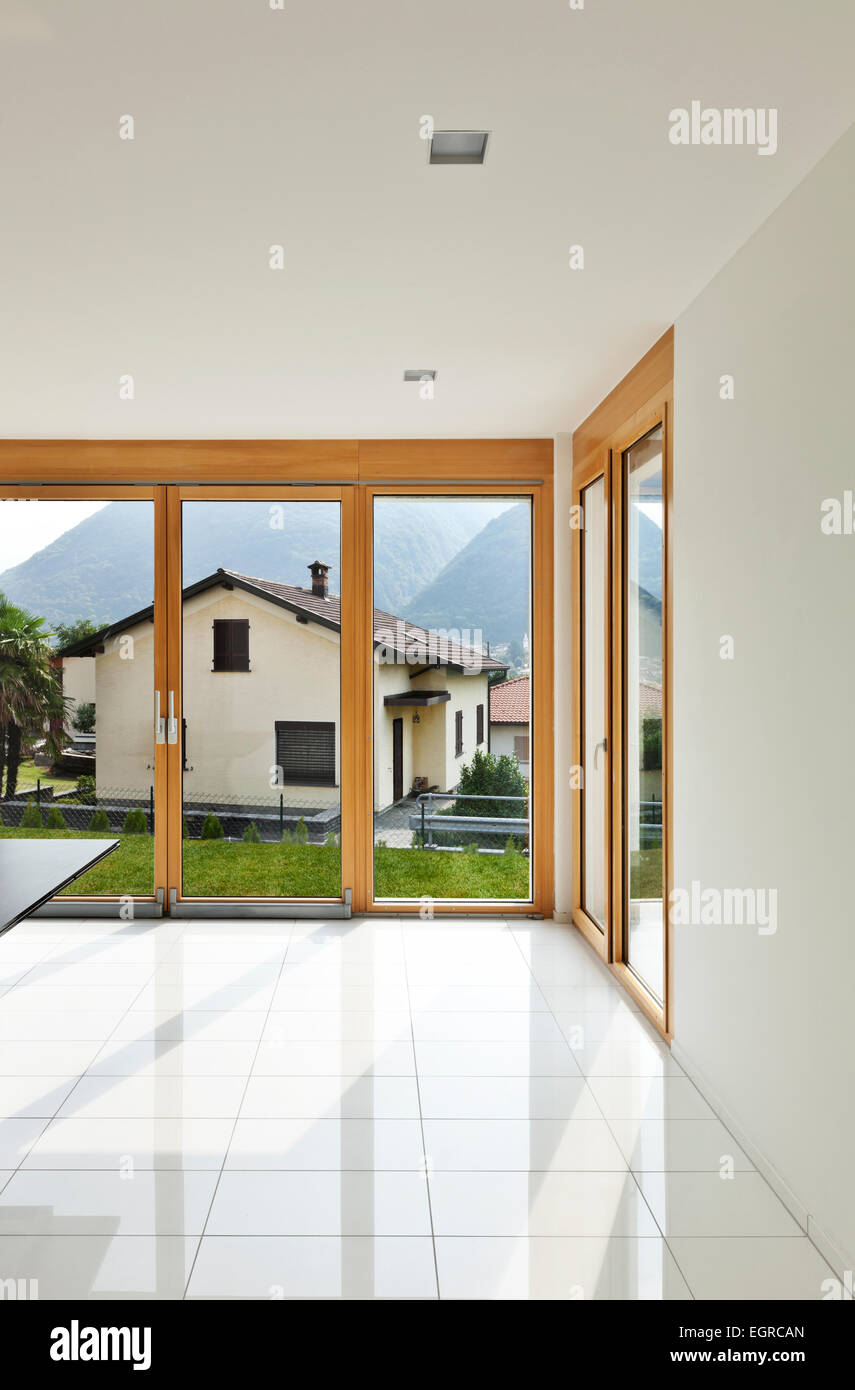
[383,690,451,708]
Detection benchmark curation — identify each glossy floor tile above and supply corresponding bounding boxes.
[206,1170,432,1236]
[0,915,839,1299]
[186,1236,438,1299]
[434,1236,691,1300]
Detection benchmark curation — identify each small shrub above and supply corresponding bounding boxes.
[46,806,68,829]
[20,802,44,829]
[464,840,480,855]
[503,836,520,857]
[122,808,148,834]
[200,813,224,840]
[280,828,292,845]
[325,831,340,848]
[88,807,110,832]
[242,821,261,843]
[71,702,96,734]
[76,775,96,803]
[182,817,191,839]
[293,816,308,845]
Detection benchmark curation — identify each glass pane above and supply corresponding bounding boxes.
[581,476,607,928]
[180,500,341,899]
[623,425,664,999]
[372,496,531,903]
[0,497,155,896]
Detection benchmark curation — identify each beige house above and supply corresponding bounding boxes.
[61,563,504,815]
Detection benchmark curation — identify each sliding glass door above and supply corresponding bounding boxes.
[172,491,344,909]
[370,493,533,906]
[0,489,162,904]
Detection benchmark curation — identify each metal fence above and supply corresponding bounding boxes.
[0,783,341,844]
[374,791,530,855]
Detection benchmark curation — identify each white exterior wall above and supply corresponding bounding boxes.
[61,655,97,727]
[93,626,155,795]
[372,659,491,811]
[490,721,529,781]
[181,588,341,807]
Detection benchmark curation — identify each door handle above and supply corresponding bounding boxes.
[155,691,166,745]
[167,691,179,745]
[593,737,607,770]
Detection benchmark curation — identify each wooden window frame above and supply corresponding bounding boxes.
[0,442,553,918]
[571,331,674,1038]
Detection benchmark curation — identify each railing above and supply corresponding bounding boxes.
[408,792,529,853]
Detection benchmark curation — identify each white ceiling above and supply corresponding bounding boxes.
[2,0,854,439]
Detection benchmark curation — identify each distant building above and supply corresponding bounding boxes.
[489,673,530,780]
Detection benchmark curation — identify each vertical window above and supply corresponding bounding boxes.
[212,618,250,672]
[476,703,484,745]
[623,424,665,1001]
[514,733,530,762]
[581,475,608,930]
[455,708,464,757]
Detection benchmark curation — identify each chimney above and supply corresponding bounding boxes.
[308,560,330,599]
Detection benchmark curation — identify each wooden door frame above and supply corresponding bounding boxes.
[571,330,674,1038]
[0,441,553,917]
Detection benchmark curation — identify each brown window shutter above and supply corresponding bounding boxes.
[455,709,464,757]
[212,619,250,672]
[476,703,484,745]
[275,721,336,786]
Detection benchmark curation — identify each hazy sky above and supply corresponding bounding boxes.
[0,500,108,571]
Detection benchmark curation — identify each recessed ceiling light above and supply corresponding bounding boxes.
[403,369,437,383]
[428,130,489,165]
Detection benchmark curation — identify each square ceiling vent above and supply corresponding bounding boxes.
[428,130,489,165]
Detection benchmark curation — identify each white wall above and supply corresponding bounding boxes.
[61,656,96,727]
[490,722,529,781]
[673,123,855,1272]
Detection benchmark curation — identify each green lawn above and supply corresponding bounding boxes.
[14,761,78,796]
[0,829,529,901]
[630,846,663,900]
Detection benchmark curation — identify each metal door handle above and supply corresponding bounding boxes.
[593,737,607,770]
[167,691,178,745]
[155,691,166,745]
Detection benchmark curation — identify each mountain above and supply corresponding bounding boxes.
[404,502,531,651]
[0,498,510,630]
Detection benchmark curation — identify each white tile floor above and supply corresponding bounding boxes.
[0,914,836,1300]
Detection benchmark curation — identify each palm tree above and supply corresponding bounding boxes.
[0,594,69,799]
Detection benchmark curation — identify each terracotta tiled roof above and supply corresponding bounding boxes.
[226,571,506,673]
[639,681,662,718]
[490,673,530,723]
